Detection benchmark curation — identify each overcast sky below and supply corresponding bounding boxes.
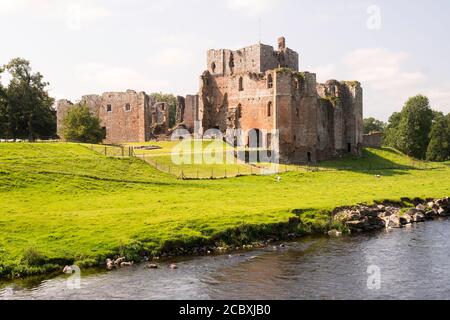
[1,0,449,120]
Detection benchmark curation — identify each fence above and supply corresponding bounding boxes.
[86,144,134,157]
[86,144,441,180]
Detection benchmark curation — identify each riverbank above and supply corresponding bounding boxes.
[100,197,450,271]
[1,143,449,279]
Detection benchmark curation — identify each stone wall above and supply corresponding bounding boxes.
[184,95,199,134]
[56,99,74,138]
[206,37,298,77]
[56,90,170,144]
[317,80,363,155]
[97,90,148,143]
[363,132,383,148]
[199,38,364,164]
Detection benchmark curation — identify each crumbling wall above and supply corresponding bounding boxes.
[56,90,172,143]
[317,80,363,155]
[282,71,320,163]
[363,132,383,148]
[56,99,74,138]
[98,90,149,144]
[184,94,199,134]
[175,96,185,124]
[149,101,170,137]
[207,37,299,77]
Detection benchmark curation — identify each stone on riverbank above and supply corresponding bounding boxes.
[333,197,449,232]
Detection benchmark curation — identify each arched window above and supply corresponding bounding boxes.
[294,78,300,91]
[237,104,242,119]
[267,102,272,117]
[211,61,216,73]
[238,77,244,91]
[267,74,273,89]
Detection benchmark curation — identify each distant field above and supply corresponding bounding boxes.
[0,142,449,278]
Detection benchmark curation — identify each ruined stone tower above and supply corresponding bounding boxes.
[196,37,364,163]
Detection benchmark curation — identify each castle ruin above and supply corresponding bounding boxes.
[194,37,363,163]
[57,36,364,163]
[57,90,169,144]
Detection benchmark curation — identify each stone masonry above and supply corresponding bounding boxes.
[57,36,364,163]
[57,90,169,144]
[191,37,364,163]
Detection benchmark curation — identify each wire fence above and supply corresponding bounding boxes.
[87,144,134,157]
[86,144,443,180]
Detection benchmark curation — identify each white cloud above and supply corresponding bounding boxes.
[341,47,450,118]
[147,48,195,67]
[343,48,426,91]
[225,0,283,16]
[71,63,169,97]
[425,84,450,113]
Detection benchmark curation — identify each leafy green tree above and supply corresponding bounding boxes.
[4,58,56,140]
[426,112,450,162]
[385,95,434,159]
[363,117,386,134]
[383,112,402,149]
[0,67,8,137]
[62,104,105,143]
[150,92,177,128]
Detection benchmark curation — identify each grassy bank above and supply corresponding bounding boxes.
[0,143,449,278]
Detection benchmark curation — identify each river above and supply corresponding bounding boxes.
[1,219,449,300]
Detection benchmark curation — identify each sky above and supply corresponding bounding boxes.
[0,0,449,121]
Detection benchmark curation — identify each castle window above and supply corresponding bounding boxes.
[267,102,272,117]
[267,74,273,89]
[239,77,244,91]
[307,152,312,162]
[107,104,112,112]
[161,103,165,111]
[294,78,300,91]
[296,108,299,118]
[211,61,216,73]
[237,104,242,119]
[125,103,131,112]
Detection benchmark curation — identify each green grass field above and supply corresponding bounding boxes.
[126,140,263,178]
[0,142,449,278]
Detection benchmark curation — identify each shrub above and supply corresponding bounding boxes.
[62,103,105,143]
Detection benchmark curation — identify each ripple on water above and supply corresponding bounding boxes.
[1,219,450,300]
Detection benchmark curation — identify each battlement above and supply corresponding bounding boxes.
[206,36,299,76]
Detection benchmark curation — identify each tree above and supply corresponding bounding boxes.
[383,112,402,150]
[426,112,450,162]
[363,117,386,134]
[4,58,56,140]
[62,104,105,144]
[0,67,8,137]
[385,95,434,159]
[150,92,177,128]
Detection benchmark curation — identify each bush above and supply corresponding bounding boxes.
[62,103,105,143]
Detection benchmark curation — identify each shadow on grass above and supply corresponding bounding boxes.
[318,148,437,177]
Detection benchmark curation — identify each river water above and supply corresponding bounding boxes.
[1,219,450,300]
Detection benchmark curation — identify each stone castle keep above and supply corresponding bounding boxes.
[57,37,364,163]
